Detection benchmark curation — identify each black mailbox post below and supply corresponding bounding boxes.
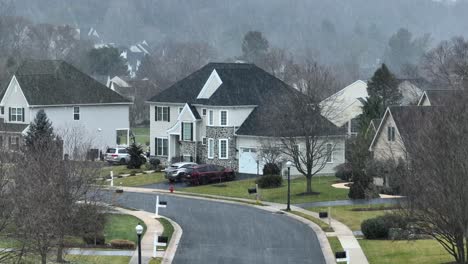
[248,187,257,194]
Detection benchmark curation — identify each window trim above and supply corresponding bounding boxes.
[73,106,80,120]
[208,110,214,126]
[155,137,168,156]
[9,107,24,123]
[207,138,214,159]
[218,138,228,159]
[155,106,170,122]
[181,122,193,141]
[219,110,228,126]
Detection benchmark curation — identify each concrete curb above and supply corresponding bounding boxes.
[118,186,336,264]
[160,215,183,264]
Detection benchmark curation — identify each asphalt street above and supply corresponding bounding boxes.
[107,191,326,264]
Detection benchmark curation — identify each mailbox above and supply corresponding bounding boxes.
[319,212,328,218]
[335,251,346,259]
[159,201,167,206]
[158,236,169,243]
[248,187,257,194]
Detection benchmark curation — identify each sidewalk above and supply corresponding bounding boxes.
[118,186,369,264]
[114,207,164,263]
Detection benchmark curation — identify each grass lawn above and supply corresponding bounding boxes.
[156,218,174,251]
[308,204,397,231]
[359,239,453,264]
[149,257,162,264]
[289,211,333,232]
[328,236,343,253]
[182,176,348,204]
[111,172,165,187]
[132,127,150,146]
[100,165,144,177]
[64,255,131,264]
[104,214,146,244]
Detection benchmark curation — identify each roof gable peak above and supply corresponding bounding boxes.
[197,69,222,99]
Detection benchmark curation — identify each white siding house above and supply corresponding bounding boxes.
[0,60,132,157]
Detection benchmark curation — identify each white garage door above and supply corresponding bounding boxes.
[239,148,259,174]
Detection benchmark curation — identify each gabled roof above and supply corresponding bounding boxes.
[147,63,293,106]
[418,89,463,106]
[1,60,131,106]
[369,106,439,150]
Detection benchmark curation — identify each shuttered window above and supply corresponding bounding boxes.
[155,106,170,122]
[10,108,24,122]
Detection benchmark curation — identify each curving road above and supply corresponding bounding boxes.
[109,191,326,264]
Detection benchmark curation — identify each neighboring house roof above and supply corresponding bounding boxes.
[365,118,381,138]
[369,106,438,151]
[0,118,28,133]
[1,60,131,106]
[418,89,464,106]
[188,104,201,120]
[320,80,368,127]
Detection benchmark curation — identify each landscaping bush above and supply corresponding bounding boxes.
[334,163,352,181]
[361,214,410,239]
[126,143,145,169]
[83,234,106,245]
[147,157,161,170]
[110,239,136,249]
[262,163,280,176]
[255,174,283,188]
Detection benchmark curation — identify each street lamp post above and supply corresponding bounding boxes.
[286,161,293,211]
[135,223,144,264]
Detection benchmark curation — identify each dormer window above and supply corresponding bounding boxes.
[387,126,396,142]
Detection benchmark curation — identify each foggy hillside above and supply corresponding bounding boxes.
[6,0,468,59]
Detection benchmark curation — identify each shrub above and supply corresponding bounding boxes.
[334,163,352,181]
[255,174,283,188]
[262,163,280,176]
[83,234,106,245]
[361,214,409,239]
[110,239,136,249]
[147,157,161,170]
[126,143,145,169]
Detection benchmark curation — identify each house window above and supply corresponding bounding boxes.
[9,136,19,150]
[182,122,193,141]
[208,138,214,159]
[178,107,183,114]
[326,143,333,163]
[387,127,396,142]
[155,106,170,122]
[0,107,3,115]
[202,137,207,145]
[73,106,80,120]
[292,144,300,153]
[9,108,23,122]
[220,110,228,126]
[155,138,168,156]
[0,136,3,147]
[219,139,228,159]
[202,109,207,116]
[208,110,214,126]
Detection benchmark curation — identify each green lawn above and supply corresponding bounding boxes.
[157,218,174,251]
[328,236,344,253]
[100,165,144,177]
[308,204,396,231]
[359,239,453,264]
[289,211,333,232]
[104,214,146,244]
[111,172,166,187]
[64,255,131,264]
[182,176,348,204]
[149,257,163,264]
[132,127,150,146]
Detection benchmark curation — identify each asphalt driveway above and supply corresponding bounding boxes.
[108,191,326,264]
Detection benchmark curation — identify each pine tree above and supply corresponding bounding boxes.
[24,110,56,151]
[367,64,401,110]
[127,142,145,169]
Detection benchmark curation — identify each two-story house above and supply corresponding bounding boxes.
[0,60,132,156]
[147,62,346,175]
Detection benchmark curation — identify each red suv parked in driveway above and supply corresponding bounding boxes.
[184,164,235,185]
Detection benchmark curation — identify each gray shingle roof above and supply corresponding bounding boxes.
[424,89,463,106]
[2,60,131,106]
[0,118,28,133]
[389,106,439,144]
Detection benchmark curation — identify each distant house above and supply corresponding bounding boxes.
[120,41,150,78]
[147,62,346,175]
[320,80,368,136]
[0,60,132,157]
[365,118,381,139]
[397,79,427,105]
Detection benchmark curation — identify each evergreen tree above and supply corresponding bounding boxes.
[127,142,145,169]
[24,110,57,152]
[241,31,269,64]
[367,64,401,110]
[358,96,385,137]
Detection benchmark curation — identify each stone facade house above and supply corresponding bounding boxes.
[147,62,346,175]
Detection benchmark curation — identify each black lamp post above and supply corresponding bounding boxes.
[135,223,143,264]
[286,161,293,211]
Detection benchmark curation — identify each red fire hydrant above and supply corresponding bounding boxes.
[169,184,174,193]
